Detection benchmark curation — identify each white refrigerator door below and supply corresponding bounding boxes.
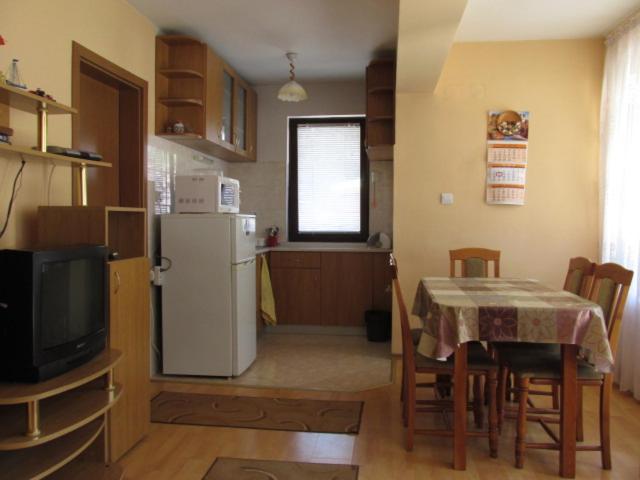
[161,214,233,376]
[232,215,256,264]
[232,258,257,375]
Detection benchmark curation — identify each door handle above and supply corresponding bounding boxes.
[114,271,121,294]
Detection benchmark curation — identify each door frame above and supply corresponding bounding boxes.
[71,41,148,207]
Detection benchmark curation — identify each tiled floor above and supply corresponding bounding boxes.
[156,334,393,392]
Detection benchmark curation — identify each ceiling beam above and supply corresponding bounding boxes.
[396,0,468,93]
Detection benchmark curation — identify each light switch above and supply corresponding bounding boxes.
[440,193,454,205]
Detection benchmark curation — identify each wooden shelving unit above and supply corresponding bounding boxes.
[0,83,111,204]
[365,59,396,161]
[0,350,123,479]
[37,206,147,259]
[0,143,112,168]
[0,83,77,115]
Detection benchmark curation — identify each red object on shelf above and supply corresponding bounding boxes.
[0,36,5,46]
[266,235,279,247]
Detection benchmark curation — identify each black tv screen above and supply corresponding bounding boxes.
[40,256,105,350]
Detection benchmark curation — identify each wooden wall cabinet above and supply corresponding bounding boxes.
[268,251,391,326]
[107,257,150,462]
[156,35,257,162]
[366,59,396,161]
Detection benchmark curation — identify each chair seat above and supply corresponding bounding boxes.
[414,341,497,372]
[495,342,561,363]
[509,355,602,380]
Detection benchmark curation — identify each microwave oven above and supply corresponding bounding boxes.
[175,175,240,213]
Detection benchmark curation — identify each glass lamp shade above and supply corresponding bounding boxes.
[277,80,308,102]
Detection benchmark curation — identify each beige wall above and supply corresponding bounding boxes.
[392,40,605,352]
[0,0,157,249]
[228,81,394,240]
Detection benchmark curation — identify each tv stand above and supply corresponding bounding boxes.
[0,349,123,479]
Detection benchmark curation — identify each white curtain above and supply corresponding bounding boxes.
[600,12,640,400]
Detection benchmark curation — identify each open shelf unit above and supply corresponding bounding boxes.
[0,350,123,479]
[0,83,111,204]
[365,59,396,161]
[158,68,204,79]
[155,35,206,137]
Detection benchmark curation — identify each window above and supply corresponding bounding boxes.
[288,117,369,242]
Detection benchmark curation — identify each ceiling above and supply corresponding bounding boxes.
[456,0,639,42]
[129,0,639,86]
[128,0,399,85]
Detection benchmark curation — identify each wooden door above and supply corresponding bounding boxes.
[107,257,150,462]
[270,267,321,325]
[77,64,120,206]
[321,253,373,326]
[233,77,248,156]
[205,47,223,143]
[72,42,148,208]
[246,87,257,161]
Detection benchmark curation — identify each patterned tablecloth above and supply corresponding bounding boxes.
[411,277,614,373]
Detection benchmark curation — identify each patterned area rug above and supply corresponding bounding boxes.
[203,458,359,480]
[151,391,363,434]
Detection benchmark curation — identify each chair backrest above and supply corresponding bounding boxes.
[588,262,634,358]
[389,254,416,371]
[449,248,501,278]
[563,257,596,298]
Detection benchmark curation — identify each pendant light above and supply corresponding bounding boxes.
[277,52,308,102]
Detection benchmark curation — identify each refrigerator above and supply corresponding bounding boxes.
[160,213,257,377]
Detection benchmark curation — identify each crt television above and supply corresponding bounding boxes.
[0,245,108,382]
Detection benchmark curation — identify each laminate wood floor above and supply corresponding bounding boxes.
[119,359,640,479]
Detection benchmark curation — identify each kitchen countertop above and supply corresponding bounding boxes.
[255,242,392,255]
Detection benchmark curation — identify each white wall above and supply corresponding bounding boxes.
[227,81,394,241]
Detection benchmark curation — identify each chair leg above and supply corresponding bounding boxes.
[406,371,416,452]
[488,371,498,458]
[497,364,508,432]
[402,366,409,427]
[473,375,484,428]
[551,384,560,410]
[515,376,530,469]
[576,384,584,442]
[600,376,612,470]
[400,358,405,402]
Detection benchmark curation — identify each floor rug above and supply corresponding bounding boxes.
[151,391,363,434]
[203,458,359,480]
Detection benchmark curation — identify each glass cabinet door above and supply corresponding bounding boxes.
[221,70,233,143]
[234,85,247,151]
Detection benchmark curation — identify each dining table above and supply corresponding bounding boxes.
[411,276,613,478]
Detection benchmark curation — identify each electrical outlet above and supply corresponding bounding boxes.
[440,193,454,205]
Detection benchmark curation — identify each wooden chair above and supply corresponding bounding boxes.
[449,248,501,278]
[509,262,633,469]
[496,257,596,431]
[448,248,501,424]
[391,254,499,456]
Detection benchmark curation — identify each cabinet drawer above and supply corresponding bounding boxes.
[270,251,321,269]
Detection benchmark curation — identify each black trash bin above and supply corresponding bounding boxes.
[365,310,391,342]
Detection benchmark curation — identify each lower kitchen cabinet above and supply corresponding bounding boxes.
[321,253,373,326]
[270,265,322,325]
[107,257,150,461]
[269,251,391,326]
